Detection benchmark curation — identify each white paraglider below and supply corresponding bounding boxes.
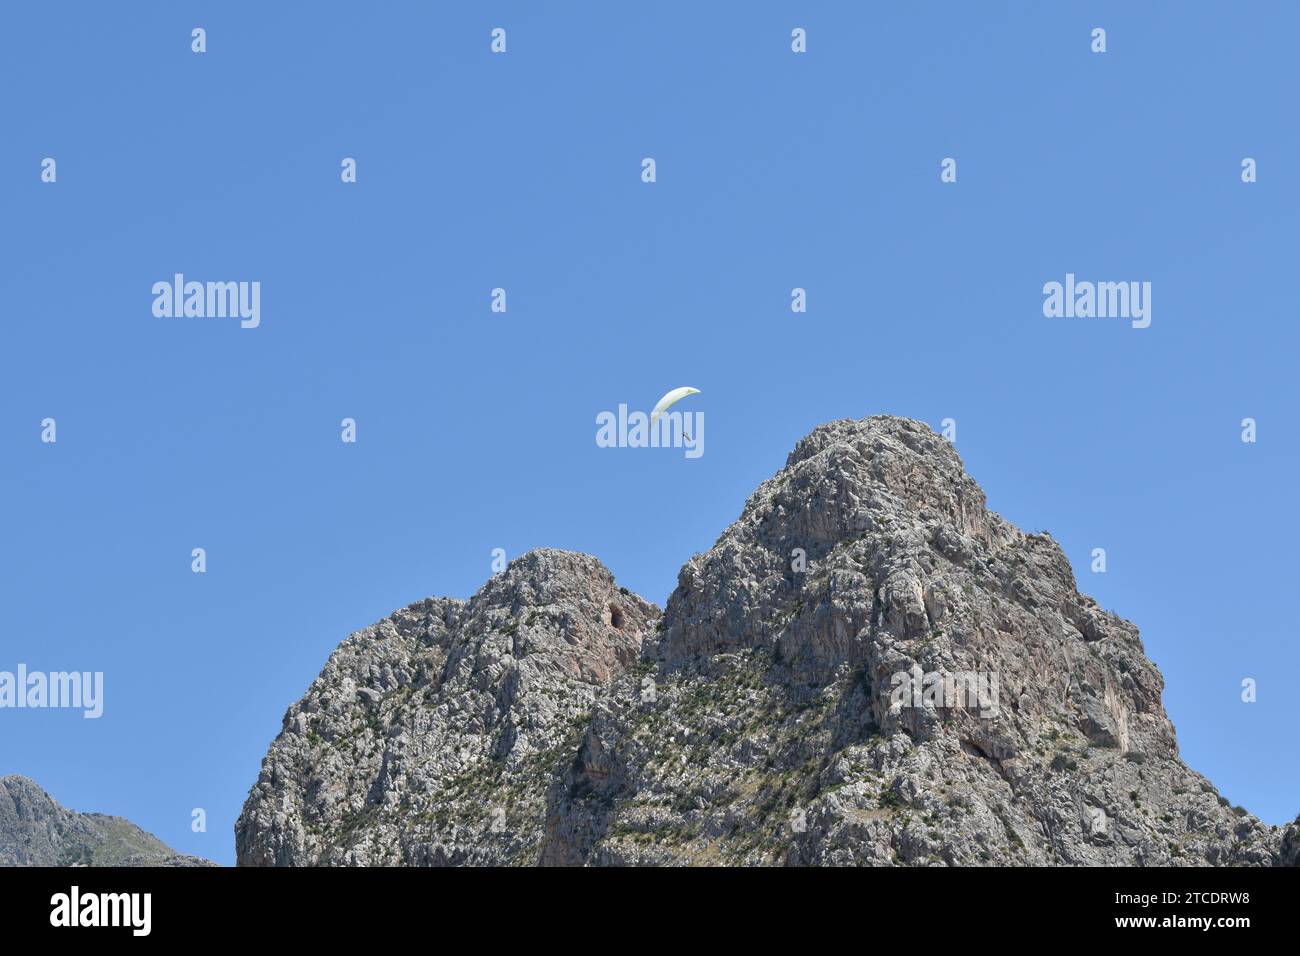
[649,386,700,425]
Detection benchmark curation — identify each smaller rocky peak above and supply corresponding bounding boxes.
[1,775,214,867]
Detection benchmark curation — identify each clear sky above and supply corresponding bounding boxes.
[1,2,1295,865]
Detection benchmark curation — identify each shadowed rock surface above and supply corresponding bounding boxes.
[237,416,1298,866]
[0,775,214,866]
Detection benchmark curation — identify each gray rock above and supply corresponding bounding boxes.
[237,416,1299,866]
[236,549,658,866]
[0,775,215,867]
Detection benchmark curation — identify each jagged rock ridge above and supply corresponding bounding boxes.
[0,775,214,867]
[236,549,658,865]
[237,416,1297,866]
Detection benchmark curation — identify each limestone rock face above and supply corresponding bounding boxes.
[237,417,1297,866]
[0,775,214,867]
[235,549,659,866]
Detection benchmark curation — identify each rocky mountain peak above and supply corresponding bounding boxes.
[782,416,992,533]
[466,548,655,684]
[237,417,1296,867]
[657,414,1012,673]
[0,775,213,867]
[236,548,658,866]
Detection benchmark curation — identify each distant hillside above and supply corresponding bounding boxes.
[0,775,215,867]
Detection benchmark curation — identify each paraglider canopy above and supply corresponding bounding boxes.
[649,386,700,425]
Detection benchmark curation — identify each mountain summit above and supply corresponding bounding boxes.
[237,416,1298,866]
[0,775,213,867]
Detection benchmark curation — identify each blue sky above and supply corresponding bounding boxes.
[1,3,1295,865]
